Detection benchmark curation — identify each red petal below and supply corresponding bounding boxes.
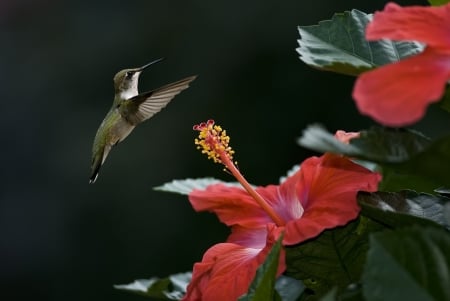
[183,225,285,301]
[283,154,381,245]
[367,2,450,48]
[353,48,450,127]
[189,184,273,228]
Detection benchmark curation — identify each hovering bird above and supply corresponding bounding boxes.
[89,58,196,183]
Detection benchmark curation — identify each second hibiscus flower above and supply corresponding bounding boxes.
[353,2,450,127]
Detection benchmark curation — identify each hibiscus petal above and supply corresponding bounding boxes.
[189,184,273,228]
[367,2,450,48]
[183,225,285,301]
[353,48,450,127]
[257,183,304,223]
[227,226,265,248]
[283,153,381,245]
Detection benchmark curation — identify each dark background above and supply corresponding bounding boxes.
[1,0,439,300]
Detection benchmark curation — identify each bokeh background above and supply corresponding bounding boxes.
[1,0,439,300]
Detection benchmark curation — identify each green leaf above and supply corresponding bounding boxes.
[428,0,450,6]
[435,187,450,196]
[297,125,361,157]
[319,287,338,301]
[154,178,232,195]
[439,86,450,113]
[358,190,450,230]
[402,135,450,177]
[297,9,422,76]
[445,203,450,225]
[114,272,191,300]
[379,167,440,194]
[298,125,430,163]
[286,217,384,300]
[298,125,450,190]
[238,235,283,301]
[275,276,305,301]
[317,285,363,301]
[362,227,450,301]
[156,164,302,196]
[402,134,450,187]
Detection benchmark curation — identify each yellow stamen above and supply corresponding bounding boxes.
[193,119,286,226]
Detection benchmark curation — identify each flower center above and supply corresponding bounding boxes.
[194,120,286,226]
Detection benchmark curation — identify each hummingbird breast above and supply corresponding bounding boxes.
[94,109,135,151]
[108,112,135,144]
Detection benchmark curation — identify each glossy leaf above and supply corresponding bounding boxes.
[428,0,450,5]
[297,125,361,157]
[154,178,231,195]
[440,86,450,113]
[435,187,450,196]
[358,190,450,230]
[362,227,450,301]
[396,135,450,189]
[275,276,304,301]
[286,217,384,299]
[319,288,338,301]
[445,203,450,225]
[298,125,450,189]
[379,167,440,194]
[298,125,430,163]
[114,272,191,300]
[297,9,422,76]
[238,235,283,301]
[319,285,363,301]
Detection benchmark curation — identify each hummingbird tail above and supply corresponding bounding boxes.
[89,155,103,184]
[89,172,99,184]
[89,145,111,184]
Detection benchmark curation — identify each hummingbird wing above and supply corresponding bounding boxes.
[119,75,197,125]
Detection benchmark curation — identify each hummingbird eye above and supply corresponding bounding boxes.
[125,71,133,78]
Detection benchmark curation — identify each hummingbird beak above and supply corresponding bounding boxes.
[139,58,164,71]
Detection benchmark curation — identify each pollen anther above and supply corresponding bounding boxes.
[193,119,235,165]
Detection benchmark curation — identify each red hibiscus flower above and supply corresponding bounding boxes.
[183,120,381,301]
[352,2,450,127]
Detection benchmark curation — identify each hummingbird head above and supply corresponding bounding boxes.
[113,58,164,98]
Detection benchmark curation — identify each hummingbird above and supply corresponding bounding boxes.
[89,58,196,183]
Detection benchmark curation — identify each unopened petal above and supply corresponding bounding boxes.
[335,130,360,144]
